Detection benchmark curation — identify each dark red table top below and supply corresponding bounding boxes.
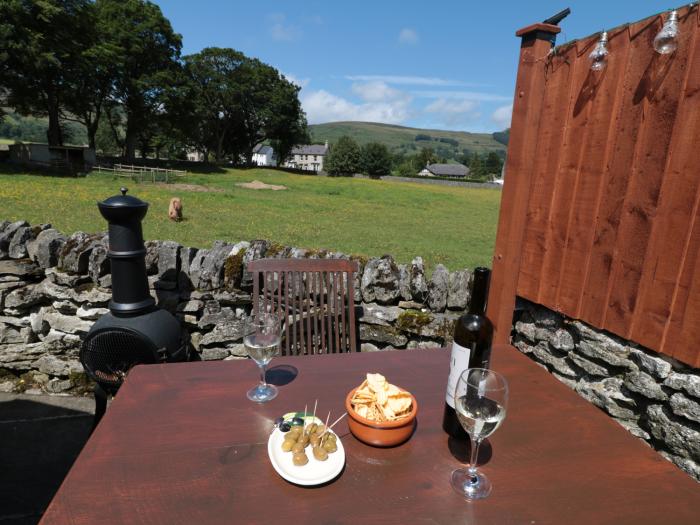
[41,346,699,524]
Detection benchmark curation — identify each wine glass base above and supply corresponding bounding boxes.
[247,384,278,403]
[451,468,492,500]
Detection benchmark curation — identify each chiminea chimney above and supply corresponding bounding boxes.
[97,187,155,314]
[81,187,189,428]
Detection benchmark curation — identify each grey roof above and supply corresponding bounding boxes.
[426,163,469,177]
[291,144,328,156]
[253,144,274,155]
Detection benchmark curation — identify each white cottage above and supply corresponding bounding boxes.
[252,144,277,167]
[284,142,329,172]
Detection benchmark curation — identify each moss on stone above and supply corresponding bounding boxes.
[350,254,369,267]
[224,248,247,289]
[305,248,328,258]
[396,309,433,334]
[265,242,286,258]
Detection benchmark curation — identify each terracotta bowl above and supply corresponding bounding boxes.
[345,387,418,447]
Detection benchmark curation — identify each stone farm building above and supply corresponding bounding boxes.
[418,163,469,178]
[284,142,329,172]
[252,144,277,167]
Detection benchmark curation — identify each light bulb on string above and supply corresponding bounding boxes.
[589,31,609,71]
[653,10,679,54]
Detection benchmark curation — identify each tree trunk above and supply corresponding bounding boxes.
[46,93,63,146]
[124,126,137,162]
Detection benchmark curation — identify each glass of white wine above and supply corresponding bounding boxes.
[243,312,281,402]
[451,368,508,500]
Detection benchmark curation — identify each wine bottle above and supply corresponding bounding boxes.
[442,267,494,439]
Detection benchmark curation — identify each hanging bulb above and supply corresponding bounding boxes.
[654,10,679,54]
[589,31,609,71]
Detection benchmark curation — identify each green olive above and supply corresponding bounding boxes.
[291,442,306,453]
[307,423,318,434]
[292,452,309,466]
[323,440,337,453]
[313,446,329,461]
[309,434,321,447]
[281,439,295,452]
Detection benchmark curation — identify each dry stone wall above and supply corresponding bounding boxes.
[0,220,472,395]
[513,299,700,482]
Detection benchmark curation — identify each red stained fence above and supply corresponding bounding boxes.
[488,5,700,367]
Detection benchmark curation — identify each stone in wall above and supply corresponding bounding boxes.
[27,229,66,269]
[427,264,449,312]
[0,221,29,258]
[59,232,104,274]
[88,237,110,284]
[409,257,428,303]
[157,241,181,283]
[359,303,400,326]
[361,255,400,304]
[447,270,470,310]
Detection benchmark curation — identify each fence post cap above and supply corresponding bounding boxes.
[515,23,561,38]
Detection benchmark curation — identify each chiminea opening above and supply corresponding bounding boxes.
[80,187,189,427]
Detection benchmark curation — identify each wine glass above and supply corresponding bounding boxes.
[243,312,281,402]
[451,368,508,500]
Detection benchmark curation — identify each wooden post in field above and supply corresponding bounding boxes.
[486,22,560,345]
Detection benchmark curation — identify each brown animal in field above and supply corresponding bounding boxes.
[168,197,183,222]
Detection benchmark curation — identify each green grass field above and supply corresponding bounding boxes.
[0,167,500,270]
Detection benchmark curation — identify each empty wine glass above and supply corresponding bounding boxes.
[243,312,281,402]
[451,368,508,500]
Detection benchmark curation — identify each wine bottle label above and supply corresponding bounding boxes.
[445,341,472,408]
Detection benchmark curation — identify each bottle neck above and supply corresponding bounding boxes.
[468,268,491,315]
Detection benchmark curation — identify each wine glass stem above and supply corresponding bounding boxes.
[469,438,481,481]
[259,364,267,387]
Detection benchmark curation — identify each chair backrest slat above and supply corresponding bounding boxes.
[249,259,359,355]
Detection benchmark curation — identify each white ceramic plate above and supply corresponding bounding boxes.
[267,424,345,486]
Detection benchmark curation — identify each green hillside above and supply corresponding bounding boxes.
[310,121,507,159]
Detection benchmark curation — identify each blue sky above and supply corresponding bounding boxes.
[157,1,679,132]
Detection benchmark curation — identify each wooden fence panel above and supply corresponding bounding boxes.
[490,5,700,367]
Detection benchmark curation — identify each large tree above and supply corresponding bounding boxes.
[361,142,392,178]
[172,48,248,162]
[172,48,307,164]
[326,136,361,177]
[62,1,121,149]
[228,59,308,165]
[97,0,181,161]
[0,0,93,146]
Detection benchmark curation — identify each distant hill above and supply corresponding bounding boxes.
[309,121,508,159]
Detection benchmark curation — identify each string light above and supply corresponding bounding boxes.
[653,10,679,54]
[589,31,609,71]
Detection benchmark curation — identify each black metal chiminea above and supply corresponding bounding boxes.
[80,187,188,428]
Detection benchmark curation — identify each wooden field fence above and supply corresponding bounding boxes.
[93,163,186,183]
[488,4,700,367]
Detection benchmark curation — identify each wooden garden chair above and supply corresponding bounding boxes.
[248,258,358,355]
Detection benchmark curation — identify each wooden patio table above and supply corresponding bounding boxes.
[41,345,699,524]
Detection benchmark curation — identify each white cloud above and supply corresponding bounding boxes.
[492,104,513,128]
[413,90,511,102]
[351,81,405,102]
[345,75,482,87]
[301,89,411,124]
[424,98,479,128]
[268,13,301,41]
[284,73,309,89]
[398,28,418,44]
[425,99,477,114]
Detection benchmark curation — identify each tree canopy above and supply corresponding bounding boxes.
[326,136,362,176]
